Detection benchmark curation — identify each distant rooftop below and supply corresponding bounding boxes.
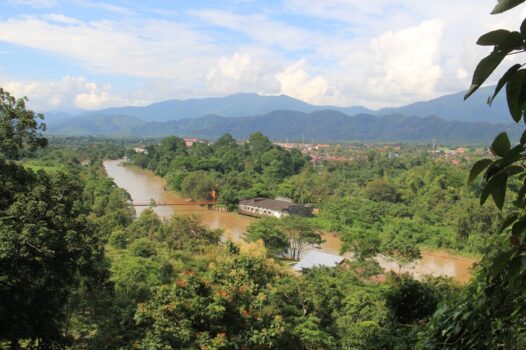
[293,251,345,271]
[239,198,299,211]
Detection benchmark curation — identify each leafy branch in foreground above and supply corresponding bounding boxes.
[424,1,526,348]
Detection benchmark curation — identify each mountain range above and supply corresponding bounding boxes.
[45,86,520,143]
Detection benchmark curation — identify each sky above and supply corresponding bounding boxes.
[0,0,524,112]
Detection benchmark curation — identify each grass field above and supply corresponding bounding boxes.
[20,162,63,173]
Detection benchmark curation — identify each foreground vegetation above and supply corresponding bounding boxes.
[128,133,503,258]
[3,2,526,347]
[1,117,461,348]
[0,91,523,349]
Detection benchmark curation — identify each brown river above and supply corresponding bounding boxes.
[104,159,477,283]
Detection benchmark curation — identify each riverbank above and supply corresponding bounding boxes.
[104,159,477,283]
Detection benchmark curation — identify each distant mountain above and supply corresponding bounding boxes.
[49,114,144,136]
[376,86,509,123]
[87,93,372,122]
[61,86,508,125]
[48,109,521,144]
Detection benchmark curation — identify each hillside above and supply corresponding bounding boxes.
[48,114,145,136]
[48,109,521,143]
[46,85,508,125]
[88,93,373,122]
[376,86,509,123]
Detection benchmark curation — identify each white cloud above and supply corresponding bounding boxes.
[0,1,524,109]
[456,68,468,81]
[8,0,56,8]
[0,16,218,80]
[275,60,338,105]
[2,76,133,111]
[206,52,280,94]
[366,19,444,104]
[192,10,311,52]
[75,1,135,16]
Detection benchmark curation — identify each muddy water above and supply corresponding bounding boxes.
[104,159,477,282]
[103,159,255,240]
[318,231,476,283]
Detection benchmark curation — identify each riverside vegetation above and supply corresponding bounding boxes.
[0,94,519,349]
[3,1,526,348]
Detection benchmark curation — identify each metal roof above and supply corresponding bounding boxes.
[239,198,298,212]
[293,251,345,271]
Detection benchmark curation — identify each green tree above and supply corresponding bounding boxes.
[385,274,438,325]
[127,208,162,240]
[380,218,421,272]
[180,171,214,200]
[364,178,400,203]
[135,241,286,349]
[158,214,222,253]
[245,217,289,256]
[128,238,158,258]
[425,1,526,348]
[345,229,381,261]
[0,162,106,347]
[0,88,47,158]
[283,216,323,260]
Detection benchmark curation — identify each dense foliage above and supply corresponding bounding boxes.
[4,2,526,345]
[128,132,307,209]
[1,122,467,349]
[275,152,501,257]
[422,1,526,348]
[49,107,523,143]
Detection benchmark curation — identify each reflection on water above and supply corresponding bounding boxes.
[104,159,477,283]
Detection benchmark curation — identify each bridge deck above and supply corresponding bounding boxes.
[132,201,216,207]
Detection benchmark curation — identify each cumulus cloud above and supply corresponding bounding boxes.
[0,16,218,80]
[206,52,280,94]
[2,76,133,111]
[275,60,339,105]
[366,19,444,104]
[0,1,523,109]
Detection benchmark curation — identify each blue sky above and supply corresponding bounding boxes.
[0,0,523,111]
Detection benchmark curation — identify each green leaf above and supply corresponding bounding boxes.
[465,50,508,99]
[468,159,493,183]
[499,212,519,233]
[496,31,524,50]
[503,165,525,176]
[489,64,521,105]
[506,70,526,122]
[477,29,511,45]
[491,0,526,14]
[491,174,508,210]
[521,130,526,144]
[501,144,525,163]
[481,173,508,207]
[511,219,526,237]
[515,183,526,207]
[490,132,511,157]
[490,251,514,278]
[521,17,526,38]
[481,182,494,206]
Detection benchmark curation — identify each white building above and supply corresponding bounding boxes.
[238,198,312,218]
[293,251,346,272]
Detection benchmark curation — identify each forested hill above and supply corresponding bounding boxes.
[47,109,521,143]
[46,85,509,124]
[88,93,372,122]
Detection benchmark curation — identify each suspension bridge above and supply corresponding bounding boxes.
[132,200,217,207]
